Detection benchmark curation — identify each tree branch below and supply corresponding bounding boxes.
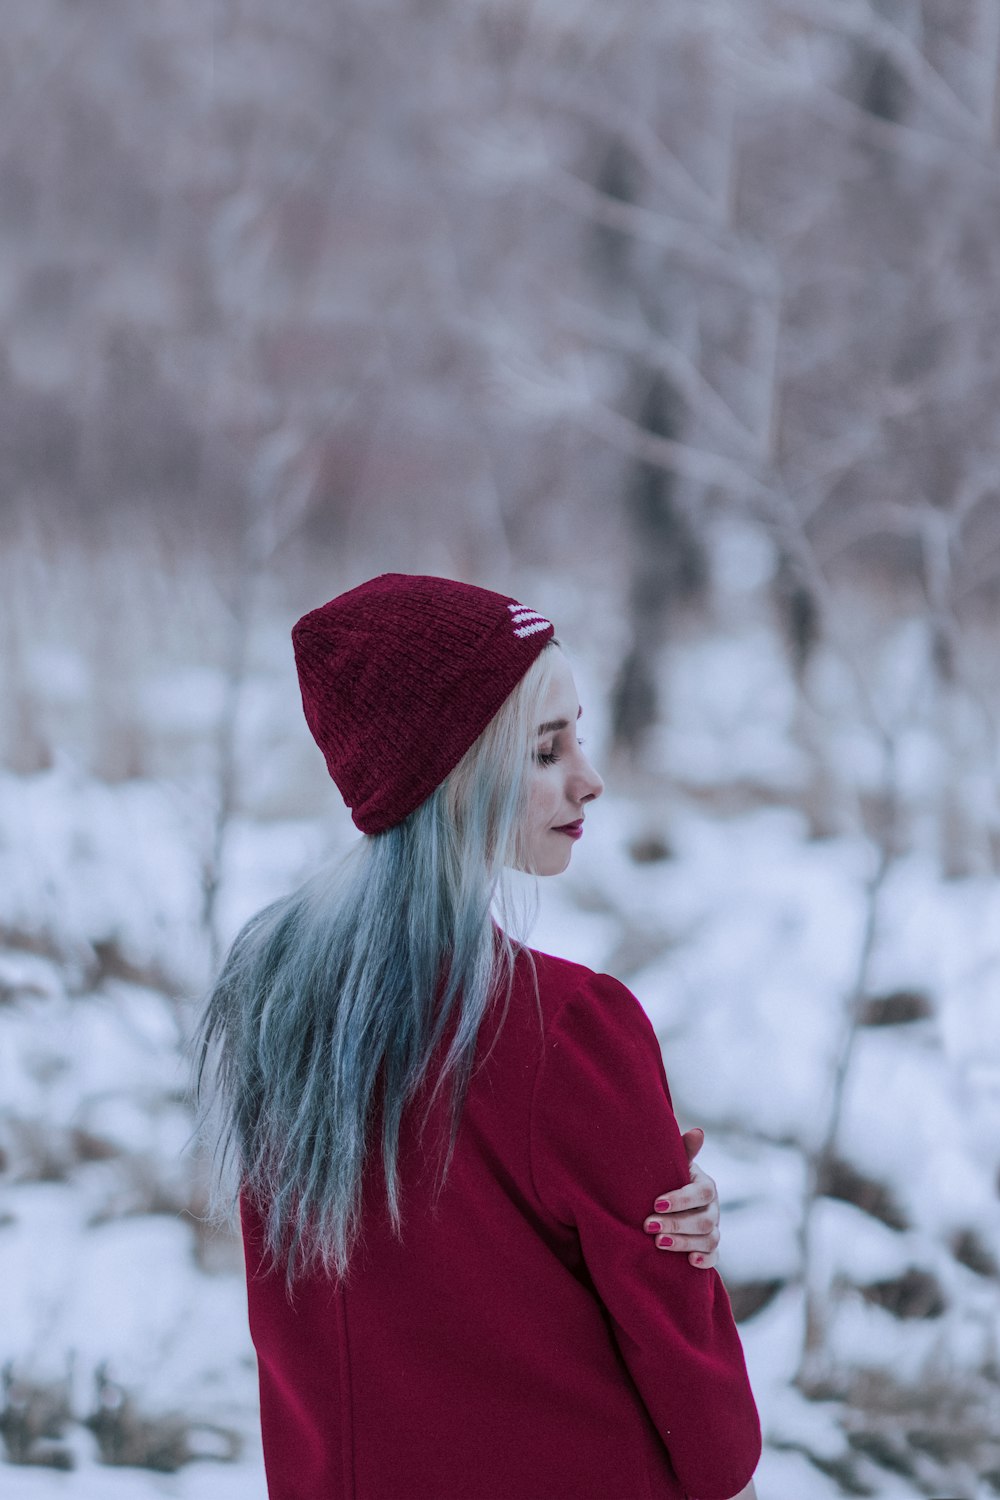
[554,295,763,457]
[772,0,987,133]
[541,163,775,294]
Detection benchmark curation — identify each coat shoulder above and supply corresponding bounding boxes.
[516,944,633,1020]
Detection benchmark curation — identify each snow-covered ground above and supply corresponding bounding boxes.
[3,583,1000,1497]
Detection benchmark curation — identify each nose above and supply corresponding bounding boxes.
[576,750,604,805]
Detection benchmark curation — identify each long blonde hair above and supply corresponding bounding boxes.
[193,641,560,1288]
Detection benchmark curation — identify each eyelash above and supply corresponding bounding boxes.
[535,737,585,767]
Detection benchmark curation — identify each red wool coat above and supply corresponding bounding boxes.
[241,947,761,1500]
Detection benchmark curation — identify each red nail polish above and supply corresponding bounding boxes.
[656,1235,673,1248]
[654,1199,671,1212]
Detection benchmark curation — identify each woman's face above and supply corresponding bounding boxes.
[522,651,604,876]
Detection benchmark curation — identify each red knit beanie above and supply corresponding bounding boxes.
[292,574,555,833]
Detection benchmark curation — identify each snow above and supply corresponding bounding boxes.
[565,802,871,1144]
[137,670,230,739]
[656,628,809,790]
[0,1457,267,1500]
[701,1141,805,1283]
[0,767,210,993]
[3,602,1000,1498]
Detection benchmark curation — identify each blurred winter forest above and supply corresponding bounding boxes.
[3,0,1000,1495]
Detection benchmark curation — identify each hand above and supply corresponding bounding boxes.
[642,1127,721,1269]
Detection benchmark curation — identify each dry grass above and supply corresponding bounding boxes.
[0,1361,242,1474]
[839,1366,1000,1497]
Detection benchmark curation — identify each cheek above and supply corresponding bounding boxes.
[525,774,558,832]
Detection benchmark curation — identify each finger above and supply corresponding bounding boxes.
[644,1214,719,1242]
[647,1206,718,1237]
[648,1229,721,1254]
[688,1248,719,1270]
[652,1177,717,1215]
[665,1170,719,1218]
[681,1126,705,1164]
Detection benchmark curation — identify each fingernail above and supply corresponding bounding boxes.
[654,1198,671,1212]
[655,1235,673,1248]
[645,1219,661,1232]
[694,1255,704,1265]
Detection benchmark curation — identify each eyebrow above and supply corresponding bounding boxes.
[536,707,583,735]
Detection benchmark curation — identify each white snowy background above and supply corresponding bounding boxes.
[5,1,1000,1494]
[3,518,1000,1499]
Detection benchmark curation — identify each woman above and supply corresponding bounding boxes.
[197,574,761,1499]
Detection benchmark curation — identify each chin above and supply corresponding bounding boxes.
[521,851,572,877]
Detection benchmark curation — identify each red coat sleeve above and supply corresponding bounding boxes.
[529,971,761,1500]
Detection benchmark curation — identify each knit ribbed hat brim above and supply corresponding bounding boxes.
[292,573,555,832]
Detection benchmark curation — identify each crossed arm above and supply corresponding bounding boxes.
[647,1128,760,1499]
[645,1126,722,1269]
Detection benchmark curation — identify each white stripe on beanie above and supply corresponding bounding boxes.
[507,602,552,638]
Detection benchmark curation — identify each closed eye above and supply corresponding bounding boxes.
[534,735,585,767]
